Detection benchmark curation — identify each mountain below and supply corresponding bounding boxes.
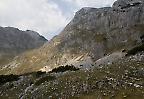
[0,27,47,66]
[1,0,144,75]
[0,0,144,98]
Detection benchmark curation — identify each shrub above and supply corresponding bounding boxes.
[22,71,46,78]
[0,74,19,85]
[33,71,46,78]
[50,65,79,73]
[126,44,144,56]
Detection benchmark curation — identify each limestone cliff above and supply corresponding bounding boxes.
[2,0,144,74]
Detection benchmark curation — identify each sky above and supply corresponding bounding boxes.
[0,0,116,40]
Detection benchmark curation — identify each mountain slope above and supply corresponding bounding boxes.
[0,51,144,98]
[0,0,144,98]
[0,27,47,66]
[2,0,144,75]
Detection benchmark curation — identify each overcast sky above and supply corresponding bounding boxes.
[0,0,116,40]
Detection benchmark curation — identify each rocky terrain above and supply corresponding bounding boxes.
[0,0,144,98]
[1,0,144,75]
[0,50,144,99]
[0,27,47,66]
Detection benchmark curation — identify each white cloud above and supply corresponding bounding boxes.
[63,0,116,8]
[75,0,116,7]
[0,0,116,40]
[0,0,68,40]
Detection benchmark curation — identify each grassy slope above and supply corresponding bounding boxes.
[0,55,14,67]
[0,53,144,99]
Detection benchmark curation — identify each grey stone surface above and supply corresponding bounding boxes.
[55,0,144,61]
[0,27,47,55]
[0,26,47,66]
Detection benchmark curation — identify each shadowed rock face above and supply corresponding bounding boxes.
[0,27,47,54]
[0,27,47,66]
[1,0,144,74]
[113,0,143,10]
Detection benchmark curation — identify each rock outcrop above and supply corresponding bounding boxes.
[2,0,144,74]
[0,27,47,66]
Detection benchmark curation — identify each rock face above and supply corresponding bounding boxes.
[2,0,144,74]
[0,27,47,66]
[0,27,47,54]
[49,0,144,60]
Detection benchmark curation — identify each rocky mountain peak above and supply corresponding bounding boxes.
[113,0,143,10]
[75,7,98,15]
[0,0,144,98]
[1,0,144,75]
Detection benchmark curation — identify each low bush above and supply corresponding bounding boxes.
[126,44,144,56]
[50,65,79,73]
[0,74,19,85]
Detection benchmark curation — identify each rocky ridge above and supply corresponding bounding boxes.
[1,0,144,75]
[0,0,144,98]
[0,27,47,66]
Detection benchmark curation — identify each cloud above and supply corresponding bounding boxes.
[75,0,116,7]
[0,0,68,39]
[62,0,116,8]
[0,0,116,40]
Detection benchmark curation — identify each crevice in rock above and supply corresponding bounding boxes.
[121,2,141,9]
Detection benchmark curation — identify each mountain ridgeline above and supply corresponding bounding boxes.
[0,0,144,98]
[0,27,47,66]
[2,0,144,75]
